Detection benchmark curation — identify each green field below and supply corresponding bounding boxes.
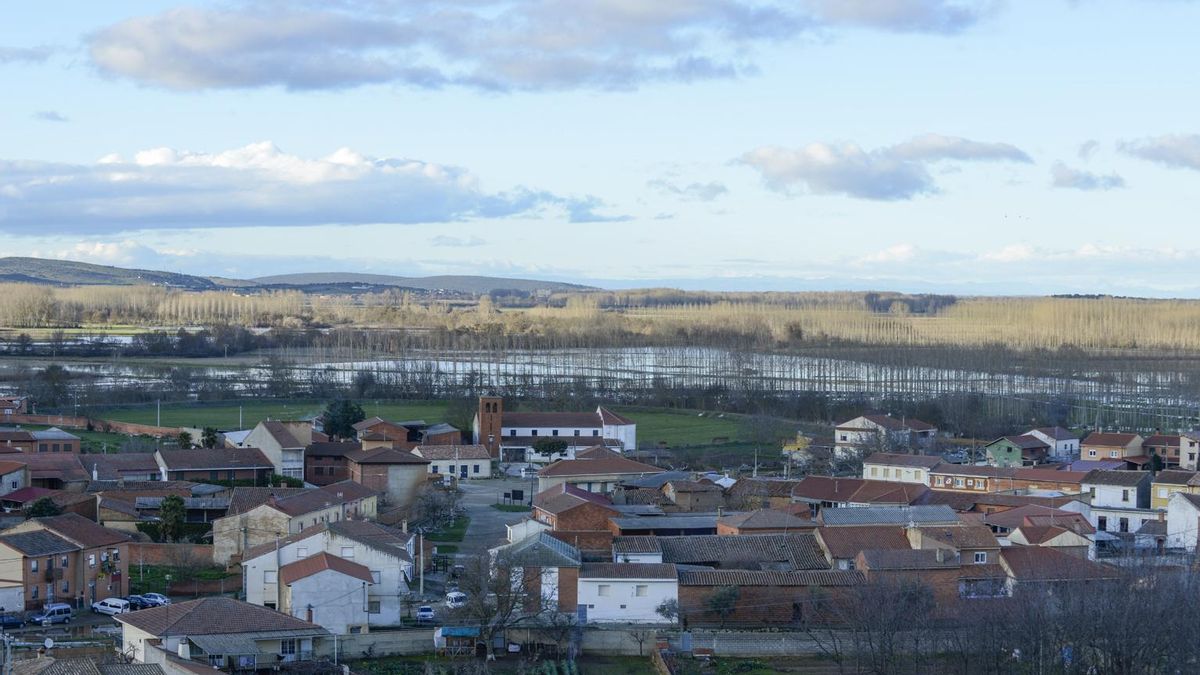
[92,399,451,430]
[614,406,743,447]
[20,424,152,454]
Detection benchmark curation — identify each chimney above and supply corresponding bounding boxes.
[717,507,723,518]
[401,519,408,534]
[159,465,168,481]
[92,464,98,481]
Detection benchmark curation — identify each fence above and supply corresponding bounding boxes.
[319,629,436,659]
[128,542,214,565]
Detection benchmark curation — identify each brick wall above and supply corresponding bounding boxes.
[128,542,215,566]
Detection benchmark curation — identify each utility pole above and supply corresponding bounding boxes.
[156,400,161,427]
[418,534,424,597]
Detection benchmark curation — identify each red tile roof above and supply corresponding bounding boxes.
[1082,432,1140,447]
[816,525,909,560]
[280,551,374,585]
[157,448,272,471]
[345,447,429,465]
[412,445,491,461]
[1000,546,1117,582]
[538,454,663,478]
[26,513,130,547]
[114,597,327,636]
[0,459,27,475]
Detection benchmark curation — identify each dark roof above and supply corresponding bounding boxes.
[610,514,720,531]
[619,471,693,489]
[677,569,862,587]
[792,476,866,502]
[257,421,306,448]
[989,435,1050,450]
[1065,459,1127,472]
[280,552,374,585]
[19,659,166,675]
[83,453,160,480]
[157,448,272,471]
[115,597,328,636]
[345,447,429,465]
[242,520,413,563]
[0,486,54,503]
[1153,469,1197,485]
[26,513,131,547]
[1082,432,1140,447]
[538,452,662,478]
[664,480,722,493]
[1000,546,1118,581]
[913,525,999,550]
[727,478,802,499]
[859,548,960,570]
[413,445,491,461]
[1031,427,1078,441]
[612,536,662,555]
[305,441,361,457]
[816,526,910,560]
[819,505,959,527]
[718,509,815,531]
[983,505,1085,531]
[1143,434,1181,448]
[579,563,677,579]
[533,483,616,515]
[19,453,88,481]
[863,453,944,469]
[0,530,78,556]
[655,533,827,570]
[1081,469,1149,487]
[1136,520,1167,536]
[226,487,308,515]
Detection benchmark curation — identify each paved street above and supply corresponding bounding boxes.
[456,475,538,558]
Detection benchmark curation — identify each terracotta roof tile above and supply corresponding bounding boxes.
[538,454,663,478]
[114,597,328,636]
[579,563,677,579]
[815,526,909,560]
[677,569,862,587]
[157,448,272,471]
[279,551,374,585]
[411,445,491,461]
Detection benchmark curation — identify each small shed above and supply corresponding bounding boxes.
[434,626,481,656]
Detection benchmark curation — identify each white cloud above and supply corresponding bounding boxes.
[0,45,54,63]
[32,110,68,123]
[1050,162,1125,191]
[739,133,1030,200]
[861,243,917,263]
[430,235,486,247]
[86,2,998,92]
[0,141,617,233]
[1120,134,1200,171]
[647,178,729,201]
[30,239,184,266]
[980,244,1036,262]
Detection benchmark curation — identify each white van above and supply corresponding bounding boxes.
[92,598,131,616]
[31,603,72,625]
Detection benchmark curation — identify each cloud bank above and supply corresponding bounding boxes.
[739,133,1031,200]
[0,141,618,233]
[1050,162,1125,191]
[87,1,997,92]
[1121,134,1200,172]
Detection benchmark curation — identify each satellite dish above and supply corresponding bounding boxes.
[44,638,54,650]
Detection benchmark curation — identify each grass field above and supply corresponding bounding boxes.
[19,424,151,454]
[92,400,451,430]
[614,406,743,447]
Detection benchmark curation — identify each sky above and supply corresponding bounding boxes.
[2,0,1200,296]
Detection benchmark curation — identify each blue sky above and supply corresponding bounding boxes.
[3,1,1200,295]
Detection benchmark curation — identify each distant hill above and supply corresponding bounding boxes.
[0,257,220,290]
[0,257,595,295]
[251,272,593,294]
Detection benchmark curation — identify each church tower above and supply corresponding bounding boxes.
[478,396,503,458]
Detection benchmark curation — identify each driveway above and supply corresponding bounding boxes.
[454,476,538,558]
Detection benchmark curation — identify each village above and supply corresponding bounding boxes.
[0,392,1196,673]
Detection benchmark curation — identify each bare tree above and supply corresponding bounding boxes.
[449,552,533,659]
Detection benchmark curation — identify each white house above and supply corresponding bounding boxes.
[1181,432,1200,471]
[241,520,416,628]
[473,397,637,462]
[1081,469,1153,536]
[244,420,316,480]
[279,552,374,635]
[1166,491,1200,551]
[861,452,942,485]
[0,460,27,497]
[1026,427,1080,460]
[834,415,937,458]
[411,444,493,479]
[576,563,677,624]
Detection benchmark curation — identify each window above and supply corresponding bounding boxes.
[574,430,580,436]
[883,468,891,478]
[30,560,37,573]
[88,554,95,567]
[297,547,308,558]
[954,478,964,488]
[473,464,480,474]
[1110,451,1119,458]
[448,465,456,474]
[1119,517,1129,533]
[265,570,277,583]
[52,443,60,452]
[61,581,68,594]
[61,555,68,568]
[592,430,599,436]
[509,430,517,437]
[371,570,381,584]
[959,578,1006,599]
[1122,489,1130,502]
[431,465,439,474]
[1159,488,1169,498]
[966,479,974,487]
[870,467,878,477]
[208,656,224,667]
[38,443,47,453]
[1088,449,1097,457]
[315,466,325,475]
[264,602,276,610]
[635,585,648,597]
[531,430,538,437]
[31,586,37,599]
[1098,516,1107,531]
[973,552,987,564]
[341,547,355,559]
[552,430,559,436]
[280,639,296,656]
[367,601,380,614]
[597,584,611,597]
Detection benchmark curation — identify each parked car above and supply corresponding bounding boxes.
[521,466,538,478]
[92,598,131,616]
[31,603,72,625]
[141,593,171,607]
[0,612,25,629]
[415,605,435,622]
[445,591,467,609]
[125,595,153,610]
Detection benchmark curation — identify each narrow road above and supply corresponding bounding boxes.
[455,476,537,558]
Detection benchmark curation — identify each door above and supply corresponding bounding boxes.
[460,465,468,479]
